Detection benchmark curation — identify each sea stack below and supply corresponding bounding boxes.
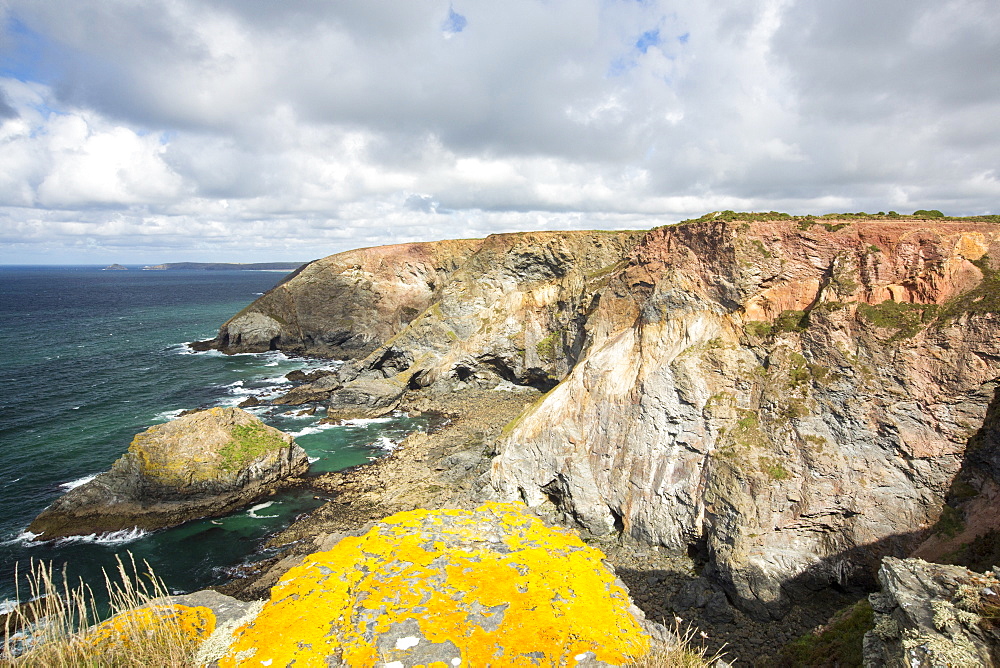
[28,407,309,540]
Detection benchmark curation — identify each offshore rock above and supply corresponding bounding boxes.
[863,557,1000,667]
[217,503,653,667]
[27,407,308,539]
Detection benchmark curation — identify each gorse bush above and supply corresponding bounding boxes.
[2,554,206,667]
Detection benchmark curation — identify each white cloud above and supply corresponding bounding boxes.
[0,0,997,263]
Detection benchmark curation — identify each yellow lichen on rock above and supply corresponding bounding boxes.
[85,603,215,654]
[219,502,650,667]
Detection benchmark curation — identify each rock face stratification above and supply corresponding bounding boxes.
[28,407,309,539]
[203,214,1000,621]
[490,217,1000,619]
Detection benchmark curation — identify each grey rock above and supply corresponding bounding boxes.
[863,557,1000,667]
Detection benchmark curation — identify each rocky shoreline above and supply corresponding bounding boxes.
[211,384,856,665]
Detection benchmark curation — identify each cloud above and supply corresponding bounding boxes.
[0,0,998,263]
[0,89,17,118]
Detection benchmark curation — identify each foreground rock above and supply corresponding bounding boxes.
[864,557,1000,667]
[28,408,309,539]
[216,503,655,667]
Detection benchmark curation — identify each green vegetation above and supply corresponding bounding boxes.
[683,210,794,224]
[678,210,1000,228]
[759,456,790,480]
[857,300,939,339]
[219,423,287,472]
[774,310,809,333]
[802,434,829,451]
[948,529,1000,573]
[937,256,1000,320]
[750,239,773,258]
[933,505,966,539]
[776,600,874,667]
[535,331,561,361]
[745,321,773,338]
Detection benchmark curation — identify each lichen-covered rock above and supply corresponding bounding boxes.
[27,407,309,539]
[85,603,215,655]
[218,502,652,667]
[863,557,1000,667]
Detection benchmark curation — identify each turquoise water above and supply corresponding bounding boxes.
[0,266,428,607]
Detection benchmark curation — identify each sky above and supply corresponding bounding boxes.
[1,1,998,264]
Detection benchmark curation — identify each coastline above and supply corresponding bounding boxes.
[212,384,853,665]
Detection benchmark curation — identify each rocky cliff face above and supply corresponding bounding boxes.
[28,407,309,539]
[491,217,1000,619]
[208,239,483,356]
[206,214,1000,622]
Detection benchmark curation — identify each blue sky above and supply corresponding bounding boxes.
[1,0,998,264]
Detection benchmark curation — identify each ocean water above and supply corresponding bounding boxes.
[0,265,429,608]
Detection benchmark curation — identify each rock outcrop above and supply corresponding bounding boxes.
[203,213,1000,623]
[28,407,309,539]
[207,239,484,356]
[216,503,654,667]
[864,557,1000,667]
[491,216,1000,619]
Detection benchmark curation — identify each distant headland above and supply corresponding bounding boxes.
[141,262,306,271]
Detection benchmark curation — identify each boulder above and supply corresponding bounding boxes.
[863,557,1000,667]
[217,503,654,667]
[27,407,309,539]
[324,377,408,420]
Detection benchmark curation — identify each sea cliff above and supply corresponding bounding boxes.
[192,212,1000,661]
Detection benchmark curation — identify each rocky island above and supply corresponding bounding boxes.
[28,407,309,540]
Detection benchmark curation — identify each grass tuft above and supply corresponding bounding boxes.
[2,554,205,666]
[625,618,730,667]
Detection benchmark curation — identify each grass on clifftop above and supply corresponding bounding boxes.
[218,423,287,472]
[2,555,205,666]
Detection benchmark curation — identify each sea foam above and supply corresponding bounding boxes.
[248,502,279,519]
[54,527,149,545]
[60,473,98,491]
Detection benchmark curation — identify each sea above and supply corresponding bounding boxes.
[0,265,430,611]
